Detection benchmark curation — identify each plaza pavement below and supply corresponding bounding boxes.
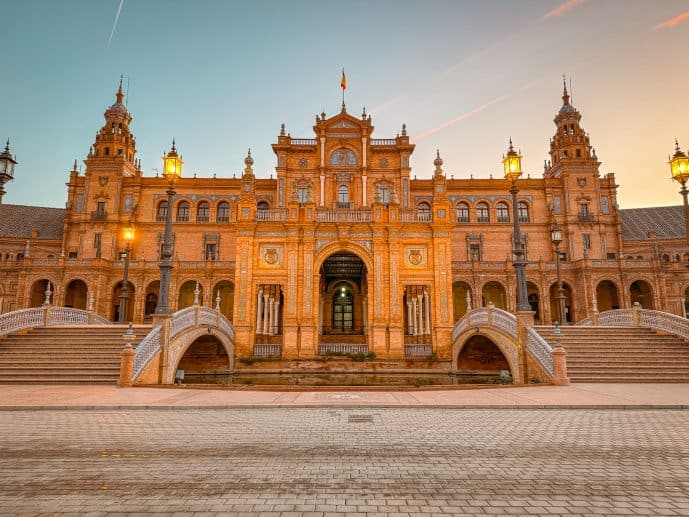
[1,383,688,410]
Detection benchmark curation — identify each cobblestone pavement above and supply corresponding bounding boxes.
[1,409,689,516]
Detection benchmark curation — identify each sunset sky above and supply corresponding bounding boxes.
[1,0,688,209]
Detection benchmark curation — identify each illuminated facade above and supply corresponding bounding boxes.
[1,82,688,360]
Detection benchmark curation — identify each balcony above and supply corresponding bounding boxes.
[370,139,397,146]
[578,212,594,222]
[290,138,317,146]
[255,209,288,222]
[316,210,372,222]
[90,210,107,221]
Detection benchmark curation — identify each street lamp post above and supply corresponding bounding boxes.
[550,224,567,324]
[0,139,18,204]
[503,139,531,312]
[669,139,689,249]
[155,140,183,315]
[118,223,135,323]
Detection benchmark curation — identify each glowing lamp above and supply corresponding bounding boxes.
[502,139,522,182]
[162,140,183,181]
[550,224,562,246]
[123,224,135,244]
[669,140,689,184]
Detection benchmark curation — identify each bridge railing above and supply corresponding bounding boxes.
[578,306,689,341]
[526,327,554,376]
[0,306,109,337]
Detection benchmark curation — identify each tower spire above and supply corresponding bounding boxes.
[116,75,124,104]
[562,74,570,105]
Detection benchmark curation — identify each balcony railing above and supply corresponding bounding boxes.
[291,138,317,146]
[400,210,432,223]
[578,213,594,222]
[252,344,281,357]
[316,210,372,222]
[90,211,107,221]
[255,209,288,221]
[370,139,397,146]
[318,344,369,355]
[321,325,365,335]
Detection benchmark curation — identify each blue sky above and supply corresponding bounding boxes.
[2,0,689,208]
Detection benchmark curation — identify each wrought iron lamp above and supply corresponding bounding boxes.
[503,139,530,312]
[0,139,17,204]
[669,139,689,248]
[155,140,183,315]
[118,223,135,323]
[550,223,567,324]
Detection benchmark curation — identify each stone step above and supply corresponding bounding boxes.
[571,377,689,383]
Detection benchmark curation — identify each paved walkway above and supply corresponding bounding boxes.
[2,407,689,515]
[1,383,688,409]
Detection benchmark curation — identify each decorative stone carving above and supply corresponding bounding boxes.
[329,148,357,166]
[404,245,428,268]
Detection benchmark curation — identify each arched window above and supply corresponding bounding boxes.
[338,185,349,207]
[496,202,510,223]
[476,202,489,223]
[257,201,270,211]
[197,201,209,222]
[456,203,469,223]
[518,202,529,222]
[418,202,431,222]
[156,200,168,222]
[216,201,230,222]
[176,201,190,222]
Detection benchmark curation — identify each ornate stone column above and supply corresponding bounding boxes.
[263,293,270,335]
[424,290,431,335]
[256,289,263,334]
[407,300,413,335]
[273,299,280,335]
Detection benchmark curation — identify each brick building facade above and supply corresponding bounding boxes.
[1,82,688,360]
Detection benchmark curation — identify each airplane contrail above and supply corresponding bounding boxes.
[414,80,540,142]
[107,0,125,48]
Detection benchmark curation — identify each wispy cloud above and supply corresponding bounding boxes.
[414,80,540,142]
[107,0,125,47]
[652,10,689,30]
[540,0,584,21]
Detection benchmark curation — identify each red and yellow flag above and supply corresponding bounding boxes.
[341,69,347,90]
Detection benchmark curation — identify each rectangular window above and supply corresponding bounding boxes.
[96,201,106,216]
[68,251,78,259]
[93,233,101,249]
[607,252,616,259]
[579,203,589,216]
[379,188,390,204]
[469,243,481,262]
[583,233,591,250]
[297,188,309,204]
[205,243,217,261]
[600,195,610,214]
[552,195,562,214]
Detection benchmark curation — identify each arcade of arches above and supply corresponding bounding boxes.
[319,253,368,342]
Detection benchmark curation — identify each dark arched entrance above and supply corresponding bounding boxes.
[452,281,472,322]
[596,280,620,312]
[176,335,230,384]
[64,279,88,309]
[526,282,540,323]
[30,279,52,308]
[549,282,574,323]
[144,281,160,321]
[179,280,203,310]
[213,280,235,322]
[457,335,510,377]
[482,281,506,309]
[629,280,653,309]
[319,252,368,352]
[112,282,135,322]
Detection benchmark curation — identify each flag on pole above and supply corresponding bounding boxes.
[341,69,347,90]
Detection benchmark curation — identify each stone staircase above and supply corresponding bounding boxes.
[0,325,152,384]
[533,325,689,383]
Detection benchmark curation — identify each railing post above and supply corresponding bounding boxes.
[632,302,641,326]
[551,323,570,386]
[119,323,136,388]
[42,305,51,327]
[591,308,599,326]
[487,302,494,326]
[87,291,96,324]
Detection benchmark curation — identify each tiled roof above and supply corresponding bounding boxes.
[0,204,65,240]
[619,205,685,240]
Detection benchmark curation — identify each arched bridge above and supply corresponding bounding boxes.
[133,306,235,385]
